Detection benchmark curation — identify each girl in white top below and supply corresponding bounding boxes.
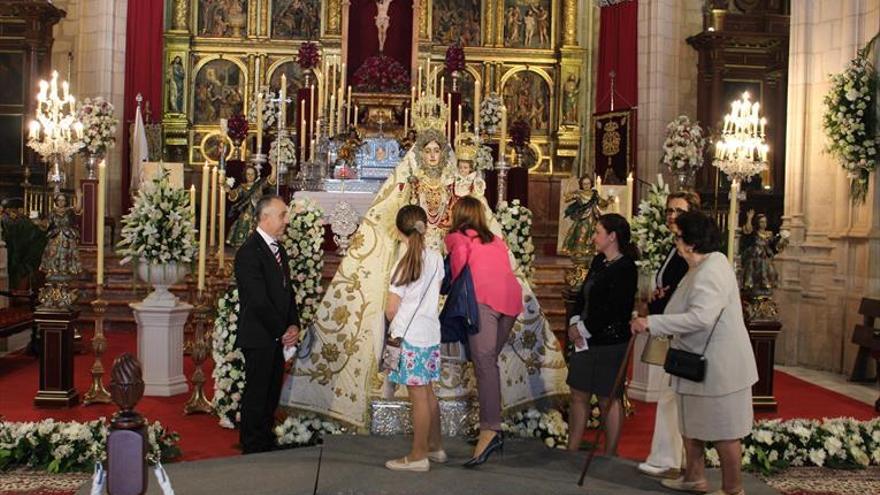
[384,205,445,472]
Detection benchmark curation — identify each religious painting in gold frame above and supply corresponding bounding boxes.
[502,69,551,133]
[271,0,321,39]
[591,110,634,185]
[196,0,248,38]
[503,0,552,49]
[432,0,482,46]
[192,59,245,124]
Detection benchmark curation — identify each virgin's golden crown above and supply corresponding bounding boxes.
[454,128,479,162]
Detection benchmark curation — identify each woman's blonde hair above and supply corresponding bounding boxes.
[392,205,428,286]
[450,196,493,244]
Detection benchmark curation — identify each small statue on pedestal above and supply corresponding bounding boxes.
[226,164,267,248]
[740,209,790,321]
[38,193,83,309]
[560,176,609,265]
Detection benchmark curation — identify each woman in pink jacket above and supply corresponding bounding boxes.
[445,196,523,467]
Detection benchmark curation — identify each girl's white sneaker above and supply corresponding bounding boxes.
[385,456,430,472]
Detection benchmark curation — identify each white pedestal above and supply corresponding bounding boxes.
[131,302,192,396]
[628,332,667,402]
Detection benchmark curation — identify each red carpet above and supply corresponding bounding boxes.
[1,328,876,464]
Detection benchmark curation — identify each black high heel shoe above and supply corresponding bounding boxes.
[463,433,504,468]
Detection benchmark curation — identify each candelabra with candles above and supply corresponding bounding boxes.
[713,91,769,261]
[27,71,84,193]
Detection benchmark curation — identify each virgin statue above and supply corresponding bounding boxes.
[226,164,267,248]
[740,210,788,297]
[40,193,83,281]
[282,96,567,428]
[560,175,607,262]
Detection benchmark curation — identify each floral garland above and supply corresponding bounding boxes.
[0,419,180,473]
[706,417,880,475]
[274,413,349,448]
[445,43,465,74]
[353,55,410,93]
[282,198,325,328]
[76,97,117,157]
[227,113,249,143]
[662,115,705,174]
[212,286,245,428]
[822,36,879,204]
[117,170,196,266]
[248,89,280,131]
[479,93,504,134]
[269,133,297,167]
[497,200,536,281]
[474,144,494,172]
[500,404,600,450]
[631,179,673,274]
[297,41,321,70]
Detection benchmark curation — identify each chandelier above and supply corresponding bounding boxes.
[713,91,768,183]
[27,70,84,190]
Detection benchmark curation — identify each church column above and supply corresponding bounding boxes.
[563,0,578,47]
[496,0,505,47]
[483,0,494,47]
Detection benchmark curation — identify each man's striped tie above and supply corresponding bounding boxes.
[271,241,282,266]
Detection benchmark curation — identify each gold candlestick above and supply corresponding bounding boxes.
[83,286,111,405]
[184,289,214,415]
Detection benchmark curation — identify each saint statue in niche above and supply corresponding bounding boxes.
[375,0,394,52]
[167,56,185,113]
[562,74,580,125]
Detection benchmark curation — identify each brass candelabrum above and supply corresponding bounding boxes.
[83,285,111,405]
[184,288,214,415]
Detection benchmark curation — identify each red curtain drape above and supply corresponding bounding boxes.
[347,0,413,84]
[121,0,164,212]
[595,1,637,113]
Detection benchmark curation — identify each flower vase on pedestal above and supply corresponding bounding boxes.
[671,170,696,192]
[85,154,101,180]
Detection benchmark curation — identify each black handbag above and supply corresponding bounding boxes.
[662,308,724,382]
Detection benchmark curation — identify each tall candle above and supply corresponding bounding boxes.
[300,118,306,163]
[189,185,196,224]
[499,107,507,160]
[280,74,287,127]
[440,76,445,97]
[340,63,347,102]
[197,164,210,292]
[447,93,452,143]
[209,165,217,247]
[329,93,336,136]
[217,169,226,265]
[96,160,106,286]
[310,137,316,161]
[354,105,359,127]
[474,83,481,133]
[256,91,264,153]
[626,172,634,221]
[309,84,316,138]
[727,179,740,261]
[404,108,409,131]
[346,85,352,128]
[417,67,423,94]
[411,85,416,110]
[457,104,463,134]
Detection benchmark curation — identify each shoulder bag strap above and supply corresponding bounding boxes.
[699,307,725,357]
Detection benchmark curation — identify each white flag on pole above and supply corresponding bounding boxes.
[130,97,149,192]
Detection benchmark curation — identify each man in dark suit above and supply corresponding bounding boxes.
[234,194,300,454]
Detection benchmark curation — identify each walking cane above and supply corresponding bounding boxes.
[577,335,636,486]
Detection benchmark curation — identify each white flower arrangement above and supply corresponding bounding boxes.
[497,199,536,281]
[662,115,705,174]
[501,408,570,449]
[117,170,196,265]
[631,179,673,274]
[0,419,180,473]
[474,144,495,172]
[822,37,879,204]
[248,88,280,130]
[282,198,326,328]
[479,93,504,134]
[212,286,246,428]
[76,97,118,157]
[274,413,349,448]
[704,417,880,475]
[269,133,297,167]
